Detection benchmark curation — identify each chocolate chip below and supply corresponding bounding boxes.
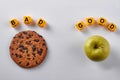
[34,39,39,42]
[11,53,14,55]
[37,49,43,55]
[16,48,18,50]
[23,31,27,34]
[29,34,32,37]
[15,54,18,57]
[26,37,29,39]
[18,62,22,64]
[10,46,14,51]
[27,54,30,57]
[19,49,23,52]
[12,41,15,44]
[33,57,35,60]
[26,34,33,39]
[18,34,23,39]
[42,43,46,46]
[19,48,25,53]
[26,34,32,39]
[26,62,29,66]
[19,45,28,53]
[23,47,27,50]
[19,45,24,49]
[26,41,31,45]
[12,48,14,50]
[32,45,37,52]
[20,41,23,44]
[32,53,36,57]
[19,55,22,58]
[27,58,31,60]
[36,61,38,64]
[18,35,22,38]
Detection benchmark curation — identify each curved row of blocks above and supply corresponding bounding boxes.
[75,17,117,32]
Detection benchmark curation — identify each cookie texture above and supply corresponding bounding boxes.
[9,30,47,68]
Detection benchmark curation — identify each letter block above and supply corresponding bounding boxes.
[86,17,95,26]
[10,18,19,28]
[107,23,117,32]
[75,21,86,31]
[37,18,47,28]
[23,16,33,25]
[98,17,107,27]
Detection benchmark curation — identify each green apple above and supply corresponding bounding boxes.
[84,35,110,61]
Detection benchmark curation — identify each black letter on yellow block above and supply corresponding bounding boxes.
[11,20,15,25]
[78,23,83,28]
[25,17,29,22]
[88,19,92,23]
[100,19,104,23]
[110,24,114,29]
[39,20,43,24]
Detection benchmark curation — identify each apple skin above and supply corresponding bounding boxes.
[84,35,110,61]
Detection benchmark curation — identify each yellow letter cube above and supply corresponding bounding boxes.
[86,17,95,26]
[10,18,19,28]
[23,16,33,25]
[75,21,86,31]
[107,23,117,32]
[98,17,107,27]
[37,18,47,28]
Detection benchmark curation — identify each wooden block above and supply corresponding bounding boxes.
[10,18,19,28]
[86,17,95,26]
[37,18,47,28]
[107,23,117,32]
[98,17,107,27]
[23,16,33,25]
[75,21,86,31]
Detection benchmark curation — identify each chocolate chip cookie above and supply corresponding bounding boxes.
[9,30,47,68]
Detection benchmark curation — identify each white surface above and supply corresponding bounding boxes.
[0,0,120,80]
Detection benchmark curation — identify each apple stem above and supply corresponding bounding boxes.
[94,44,98,49]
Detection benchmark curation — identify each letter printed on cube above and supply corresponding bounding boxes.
[107,23,117,32]
[37,18,47,28]
[10,18,19,28]
[75,21,86,31]
[23,16,33,25]
[98,17,107,27]
[86,17,95,26]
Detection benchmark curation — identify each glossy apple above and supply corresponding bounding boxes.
[84,35,110,61]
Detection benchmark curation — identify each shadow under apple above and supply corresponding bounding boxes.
[98,47,120,71]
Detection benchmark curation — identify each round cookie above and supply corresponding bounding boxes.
[9,30,47,68]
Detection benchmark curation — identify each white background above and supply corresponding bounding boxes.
[0,0,120,80]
